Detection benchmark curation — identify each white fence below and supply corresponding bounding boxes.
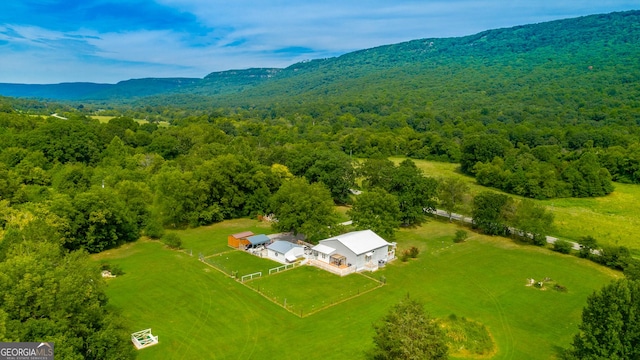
[241,271,262,282]
[269,263,297,275]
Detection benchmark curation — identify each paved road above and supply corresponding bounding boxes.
[429,208,591,253]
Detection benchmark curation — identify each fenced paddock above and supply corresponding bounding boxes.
[246,266,383,317]
[203,250,279,278]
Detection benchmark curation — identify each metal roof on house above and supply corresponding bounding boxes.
[247,234,270,245]
[267,240,302,254]
[320,230,390,255]
[231,231,254,239]
[311,244,336,255]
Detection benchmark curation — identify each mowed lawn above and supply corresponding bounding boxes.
[204,250,280,278]
[246,266,382,316]
[95,220,618,360]
[397,157,640,250]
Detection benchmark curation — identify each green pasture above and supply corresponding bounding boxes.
[246,266,382,317]
[90,115,170,127]
[96,219,618,360]
[396,157,640,250]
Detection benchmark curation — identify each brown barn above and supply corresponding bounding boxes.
[228,231,255,248]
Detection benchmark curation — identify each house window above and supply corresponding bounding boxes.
[321,253,326,259]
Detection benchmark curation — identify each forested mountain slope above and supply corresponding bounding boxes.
[1,10,638,108]
[2,10,640,198]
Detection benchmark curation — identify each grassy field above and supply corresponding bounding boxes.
[90,115,170,127]
[393,157,640,250]
[95,219,618,359]
[246,266,382,317]
[203,250,280,278]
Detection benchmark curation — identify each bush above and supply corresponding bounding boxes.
[400,247,420,262]
[532,234,547,246]
[553,239,573,254]
[144,216,165,239]
[454,230,468,243]
[100,263,125,276]
[161,233,182,249]
[400,251,410,262]
[409,246,419,258]
[578,236,598,259]
[553,284,568,292]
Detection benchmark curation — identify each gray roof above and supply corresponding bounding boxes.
[320,230,389,255]
[247,234,270,245]
[267,240,303,254]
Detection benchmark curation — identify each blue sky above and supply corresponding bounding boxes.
[0,1,637,84]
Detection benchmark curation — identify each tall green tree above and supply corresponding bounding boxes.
[358,158,396,189]
[49,188,140,253]
[270,177,338,242]
[0,219,135,359]
[472,192,513,235]
[460,135,512,175]
[512,199,554,245]
[388,160,438,226]
[370,295,448,360]
[347,188,401,239]
[438,177,470,221]
[304,151,355,204]
[571,279,640,360]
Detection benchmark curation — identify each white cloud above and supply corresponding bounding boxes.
[0,0,638,83]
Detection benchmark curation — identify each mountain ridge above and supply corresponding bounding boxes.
[0,10,638,101]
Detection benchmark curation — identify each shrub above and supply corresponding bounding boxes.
[145,216,165,239]
[409,246,420,258]
[100,263,125,276]
[554,284,568,292]
[578,236,598,259]
[532,234,547,246]
[454,230,468,243]
[553,239,573,254]
[161,233,182,249]
[400,251,410,262]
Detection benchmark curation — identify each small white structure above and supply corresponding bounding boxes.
[311,230,396,272]
[101,270,116,278]
[131,329,158,350]
[266,240,305,263]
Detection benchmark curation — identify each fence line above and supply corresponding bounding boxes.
[241,271,262,282]
[268,263,297,275]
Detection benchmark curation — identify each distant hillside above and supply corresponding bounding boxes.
[0,10,638,106]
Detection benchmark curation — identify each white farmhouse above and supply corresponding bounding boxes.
[266,240,305,263]
[311,230,395,273]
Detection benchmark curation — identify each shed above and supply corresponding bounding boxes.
[228,231,255,248]
[266,241,305,263]
[247,234,270,247]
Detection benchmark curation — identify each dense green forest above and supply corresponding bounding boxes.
[3,11,640,197]
[1,10,640,357]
